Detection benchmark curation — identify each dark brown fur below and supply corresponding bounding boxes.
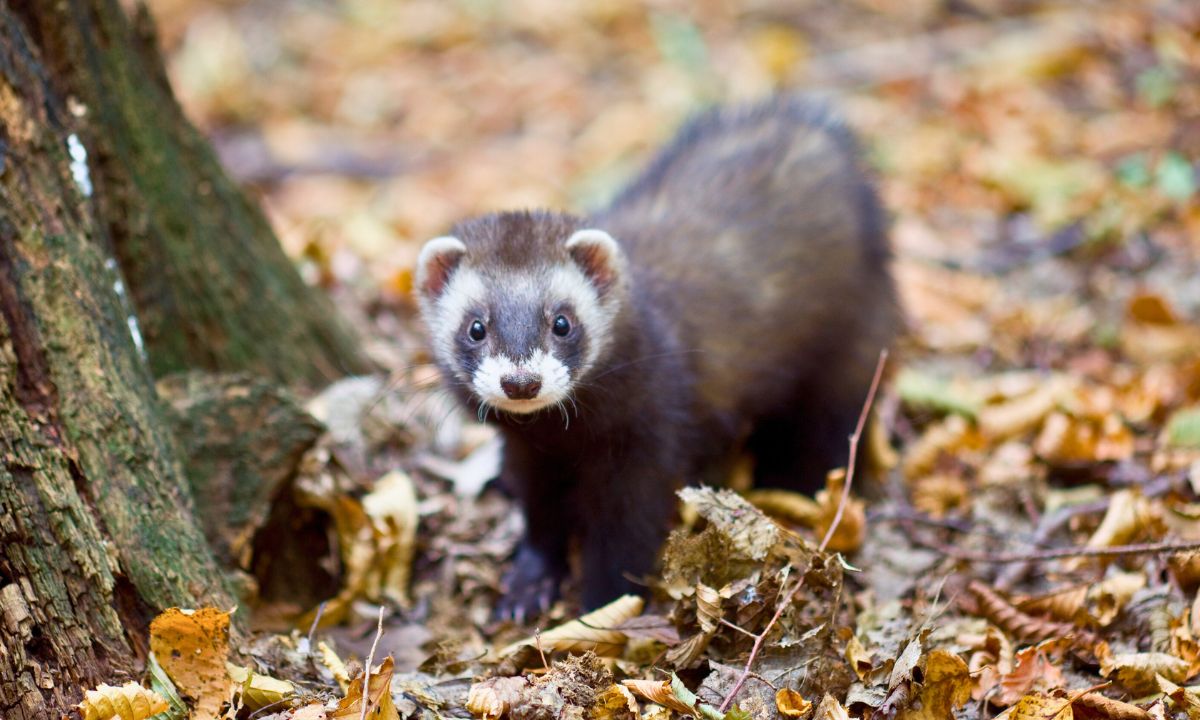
[434,98,898,616]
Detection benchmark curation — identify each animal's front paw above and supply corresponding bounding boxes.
[494,545,565,624]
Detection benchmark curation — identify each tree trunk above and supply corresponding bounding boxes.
[9,0,372,387]
[0,1,366,717]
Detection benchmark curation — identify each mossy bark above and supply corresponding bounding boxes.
[0,6,237,719]
[9,0,372,388]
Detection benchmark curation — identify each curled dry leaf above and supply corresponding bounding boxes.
[813,469,866,553]
[330,656,399,720]
[776,688,813,719]
[744,488,822,528]
[812,694,851,720]
[910,473,970,518]
[902,415,983,479]
[995,691,1072,720]
[993,641,1067,707]
[622,679,696,715]
[226,663,295,712]
[467,676,531,720]
[895,650,972,720]
[1076,489,1162,564]
[589,683,640,720]
[978,377,1070,440]
[292,704,330,720]
[678,486,779,560]
[148,608,233,720]
[1095,641,1191,695]
[501,594,644,657]
[1017,572,1146,627]
[696,584,723,634]
[612,615,681,646]
[78,682,168,720]
[361,469,420,606]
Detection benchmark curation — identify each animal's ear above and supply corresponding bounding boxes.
[416,236,467,299]
[565,229,625,297]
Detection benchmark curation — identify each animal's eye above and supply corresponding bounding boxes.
[552,315,571,337]
[468,320,487,342]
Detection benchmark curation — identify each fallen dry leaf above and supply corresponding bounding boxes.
[330,656,399,720]
[148,607,233,720]
[227,662,295,713]
[776,687,813,719]
[78,682,168,720]
[501,594,644,656]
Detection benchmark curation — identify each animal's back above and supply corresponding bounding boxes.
[592,98,897,471]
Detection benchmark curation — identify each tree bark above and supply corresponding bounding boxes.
[0,1,365,717]
[9,0,372,387]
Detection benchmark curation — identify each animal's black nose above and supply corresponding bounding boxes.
[501,373,542,400]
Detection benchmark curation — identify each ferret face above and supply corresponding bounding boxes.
[415,213,627,416]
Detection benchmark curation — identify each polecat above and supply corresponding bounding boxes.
[415,97,898,619]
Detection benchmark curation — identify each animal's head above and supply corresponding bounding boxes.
[415,211,628,416]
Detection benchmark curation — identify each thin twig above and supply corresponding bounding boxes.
[820,349,888,553]
[719,618,759,639]
[306,601,327,657]
[718,350,888,713]
[360,606,386,720]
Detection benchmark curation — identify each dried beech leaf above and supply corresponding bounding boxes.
[978,378,1069,440]
[622,679,695,714]
[996,692,1072,720]
[590,683,640,720]
[812,469,866,553]
[331,657,399,720]
[903,415,983,478]
[994,642,1067,706]
[501,595,643,656]
[612,615,681,646]
[226,663,295,712]
[148,608,233,720]
[696,584,723,634]
[776,688,813,719]
[1096,641,1190,695]
[78,682,168,720]
[896,649,972,720]
[1081,489,1160,555]
[679,486,780,560]
[812,694,851,720]
[744,489,822,527]
[467,676,531,720]
[361,469,420,606]
[292,703,330,720]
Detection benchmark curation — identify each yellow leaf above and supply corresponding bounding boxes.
[361,469,420,606]
[896,650,972,720]
[776,688,813,719]
[621,679,695,715]
[744,489,822,527]
[148,607,233,720]
[467,676,531,720]
[226,663,295,712]
[812,694,851,720]
[78,682,168,720]
[1096,641,1191,695]
[996,692,1072,720]
[331,656,399,720]
[589,683,640,720]
[501,595,644,657]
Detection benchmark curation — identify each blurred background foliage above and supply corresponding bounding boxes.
[146,0,1199,356]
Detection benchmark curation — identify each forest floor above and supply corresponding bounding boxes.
[131,1,1200,718]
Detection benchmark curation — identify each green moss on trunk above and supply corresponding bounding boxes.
[0,7,234,718]
[11,0,372,388]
